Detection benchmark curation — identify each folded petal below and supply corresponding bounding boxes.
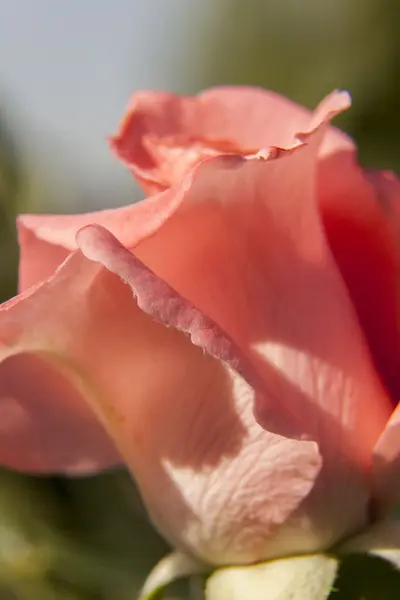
[110,87,353,193]
[0,235,322,564]
[205,554,338,600]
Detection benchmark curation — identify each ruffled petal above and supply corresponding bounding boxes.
[0,236,322,564]
[17,103,392,465]
[110,86,400,408]
[126,124,391,468]
[110,87,353,193]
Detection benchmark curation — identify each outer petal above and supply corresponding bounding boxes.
[205,554,338,600]
[0,236,322,564]
[110,87,353,193]
[0,348,120,474]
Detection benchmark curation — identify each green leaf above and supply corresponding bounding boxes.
[329,553,400,600]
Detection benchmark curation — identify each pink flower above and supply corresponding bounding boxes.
[1,87,400,571]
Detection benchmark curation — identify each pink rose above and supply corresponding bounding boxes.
[1,87,400,572]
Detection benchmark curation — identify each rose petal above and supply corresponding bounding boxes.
[340,172,400,515]
[0,351,120,474]
[373,403,400,513]
[17,223,71,294]
[18,109,392,463]
[319,165,400,405]
[110,86,400,412]
[13,91,394,549]
[110,87,353,193]
[78,224,330,563]
[205,554,338,600]
[127,125,391,468]
[368,169,400,218]
[0,238,322,564]
[17,186,183,292]
[112,136,381,550]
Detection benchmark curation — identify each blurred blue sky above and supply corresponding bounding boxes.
[0,1,210,201]
[1,1,396,208]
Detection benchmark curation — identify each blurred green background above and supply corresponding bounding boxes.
[0,0,398,598]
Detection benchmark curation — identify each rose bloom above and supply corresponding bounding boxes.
[1,87,400,593]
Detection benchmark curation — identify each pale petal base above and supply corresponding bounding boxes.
[205,554,338,600]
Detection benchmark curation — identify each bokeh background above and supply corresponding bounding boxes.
[0,0,399,598]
